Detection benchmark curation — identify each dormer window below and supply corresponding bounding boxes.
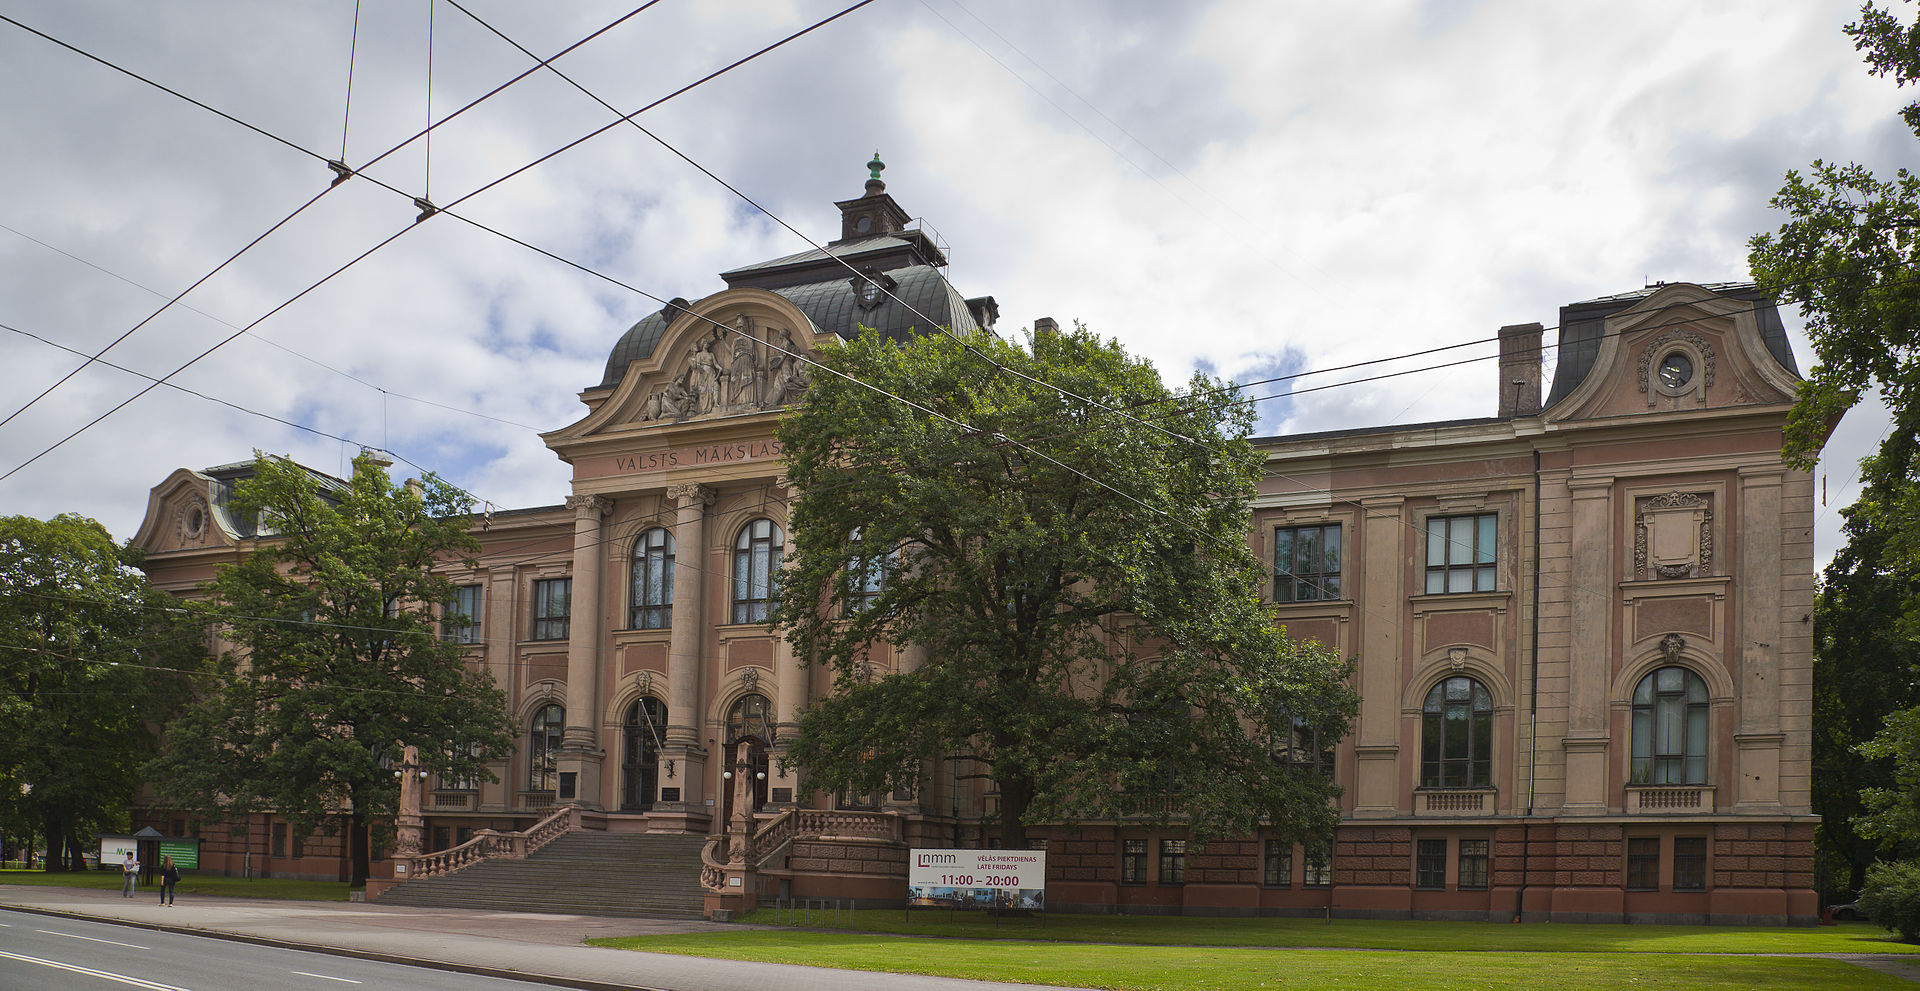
[851,269,895,310]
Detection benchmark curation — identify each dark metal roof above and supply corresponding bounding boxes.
[1545,283,1798,408]
[718,229,948,291]
[597,264,979,389]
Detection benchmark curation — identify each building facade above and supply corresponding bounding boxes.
[131,170,1817,922]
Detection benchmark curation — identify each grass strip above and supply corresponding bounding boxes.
[586,933,1910,991]
[714,909,1916,954]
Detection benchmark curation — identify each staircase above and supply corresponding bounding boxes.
[376,831,709,919]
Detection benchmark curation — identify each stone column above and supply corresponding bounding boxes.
[1353,496,1404,818]
[663,483,715,815]
[1734,466,1785,811]
[557,493,610,809]
[1561,476,1614,814]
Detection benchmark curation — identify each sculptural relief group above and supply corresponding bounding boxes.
[641,315,809,423]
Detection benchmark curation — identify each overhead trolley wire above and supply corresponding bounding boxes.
[0,3,668,435]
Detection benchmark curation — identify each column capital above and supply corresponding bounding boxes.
[565,493,612,516]
[666,482,717,506]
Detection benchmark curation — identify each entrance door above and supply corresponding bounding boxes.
[721,693,774,822]
[621,696,666,811]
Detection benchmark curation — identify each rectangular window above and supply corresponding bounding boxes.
[444,584,482,644]
[1458,838,1490,890]
[1275,524,1342,602]
[432,826,450,852]
[531,578,571,640]
[291,833,305,859]
[1263,839,1292,888]
[1416,838,1448,889]
[1303,850,1331,888]
[445,741,481,791]
[1159,839,1187,885]
[1627,837,1660,890]
[1426,512,1497,594]
[272,823,287,858]
[1673,837,1707,890]
[1121,839,1147,884]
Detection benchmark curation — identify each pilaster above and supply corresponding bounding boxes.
[557,493,610,808]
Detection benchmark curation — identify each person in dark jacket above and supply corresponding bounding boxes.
[158,855,179,906]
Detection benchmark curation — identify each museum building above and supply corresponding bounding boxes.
[130,165,1819,923]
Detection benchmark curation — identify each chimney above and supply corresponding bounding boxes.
[1033,316,1059,338]
[1498,322,1542,418]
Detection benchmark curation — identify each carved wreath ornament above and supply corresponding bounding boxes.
[1636,329,1716,393]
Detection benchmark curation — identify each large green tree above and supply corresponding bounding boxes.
[150,452,514,886]
[1750,1,1920,898]
[0,514,200,870]
[1811,430,1920,892]
[773,325,1357,848]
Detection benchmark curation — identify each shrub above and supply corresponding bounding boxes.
[1859,859,1920,941]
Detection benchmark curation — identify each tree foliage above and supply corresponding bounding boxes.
[773,325,1357,848]
[1752,3,1920,896]
[1749,3,1920,470]
[1813,430,1920,894]
[0,514,200,869]
[149,452,514,886]
[1860,858,1920,941]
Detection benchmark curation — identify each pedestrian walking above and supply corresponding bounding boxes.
[120,851,139,898]
[158,855,179,906]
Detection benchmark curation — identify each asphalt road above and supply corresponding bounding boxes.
[0,907,579,991]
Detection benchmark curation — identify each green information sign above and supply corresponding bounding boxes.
[158,840,198,870]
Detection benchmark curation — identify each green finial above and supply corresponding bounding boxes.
[868,150,885,182]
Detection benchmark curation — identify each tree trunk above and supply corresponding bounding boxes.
[348,811,370,888]
[998,774,1034,849]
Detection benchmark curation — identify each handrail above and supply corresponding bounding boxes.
[700,835,728,891]
[396,804,585,881]
[748,808,798,869]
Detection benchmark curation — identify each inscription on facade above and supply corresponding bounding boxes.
[584,440,786,479]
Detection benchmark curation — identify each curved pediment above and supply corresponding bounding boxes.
[1544,283,1800,423]
[130,468,229,554]
[548,289,820,446]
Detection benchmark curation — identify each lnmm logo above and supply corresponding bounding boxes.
[917,853,958,867]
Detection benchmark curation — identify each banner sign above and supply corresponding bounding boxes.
[99,837,137,868]
[906,848,1045,912]
[158,840,199,870]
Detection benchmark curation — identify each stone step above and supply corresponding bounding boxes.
[374,829,709,918]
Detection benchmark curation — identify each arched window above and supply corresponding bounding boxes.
[732,519,784,624]
[848,526,890,613]
[727,693,774,745]
[630,528,674,629]
[528,704,563,792]
[621,697,667,811]
[1631,666,1709,784]
[1421,676,1493,788]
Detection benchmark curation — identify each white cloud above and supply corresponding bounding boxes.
[0,0,1902,575]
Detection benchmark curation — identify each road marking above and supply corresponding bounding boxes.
[291,972,363,984]
[0,949,195,990]
[36,928,150,949]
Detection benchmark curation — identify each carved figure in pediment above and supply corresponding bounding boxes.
[727,316,762,410]
[640,369,696,422]
[762,326,808,408]
[688,331,723,415]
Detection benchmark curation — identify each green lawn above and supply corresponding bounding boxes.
[0,868,351,901]
[587,914,1919,991]
[713,908,1917,954]
[587,932,1911,990]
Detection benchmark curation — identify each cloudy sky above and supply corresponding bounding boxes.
[0,0,1905,568]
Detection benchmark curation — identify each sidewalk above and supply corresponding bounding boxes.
[0,885,1088,991]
